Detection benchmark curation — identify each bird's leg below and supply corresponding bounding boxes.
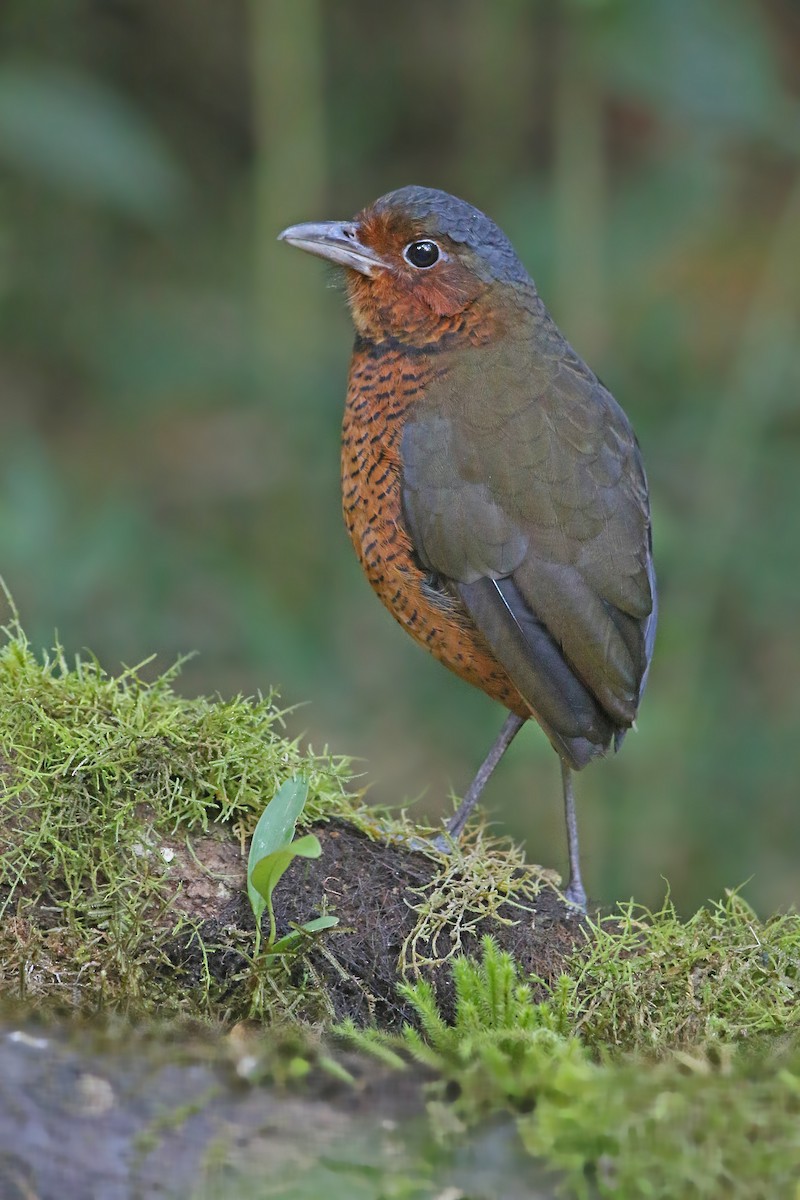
[560,760,587,913]
[437,712,525,847]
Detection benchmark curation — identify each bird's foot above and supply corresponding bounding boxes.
[563,877,588,916]
[402,829,451,855]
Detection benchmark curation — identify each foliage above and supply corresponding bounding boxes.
[0,609,354,1017]
[573,889,800,1053]
[521,1042,800,1200]
[247,776,338,954]
[394,938,582,1119]
[340,913,800,1198]
[3,592,799,1194]
[400,827,557,972]
[1,599,798,1192]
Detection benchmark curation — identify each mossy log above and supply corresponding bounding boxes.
[2,618,799,1198]
[0,618,584,1025]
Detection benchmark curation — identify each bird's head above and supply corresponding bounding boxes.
[278,186,535,346]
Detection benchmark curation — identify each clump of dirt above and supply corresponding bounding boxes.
[0,619,587,1028]
[166,820,587,1031]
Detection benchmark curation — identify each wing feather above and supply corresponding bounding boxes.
[401,322,656,762]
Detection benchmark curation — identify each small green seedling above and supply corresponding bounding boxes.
[247,776,338,956]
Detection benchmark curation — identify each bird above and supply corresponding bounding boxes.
[278,187,656,911]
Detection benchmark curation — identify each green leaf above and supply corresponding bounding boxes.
[249,832,322,913]
[284,833,323,861]
[298,914,339,934]
[246,777,310,922]
[270,914,339,956]
[252,777,310,857]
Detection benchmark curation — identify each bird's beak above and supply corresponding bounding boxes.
[277,221,386,277]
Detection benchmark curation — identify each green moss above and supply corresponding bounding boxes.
[523,1042,800,1200]
[400,827,557,972]
[3,600,799,1195]
[341,919,800,1199]
[573,890,800,1053]
[0,616,354,842]
[0,607,357,1015]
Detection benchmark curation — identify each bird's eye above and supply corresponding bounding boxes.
[403,240,440,269]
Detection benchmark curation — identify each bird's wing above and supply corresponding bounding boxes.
[400,332,656,767]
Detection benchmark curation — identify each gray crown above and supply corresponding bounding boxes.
[371,186,533,288]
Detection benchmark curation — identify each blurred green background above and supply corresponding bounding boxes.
[1,0,798,914]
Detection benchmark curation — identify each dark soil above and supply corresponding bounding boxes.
[165,819,587,1030]
[0,728,587,1028]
